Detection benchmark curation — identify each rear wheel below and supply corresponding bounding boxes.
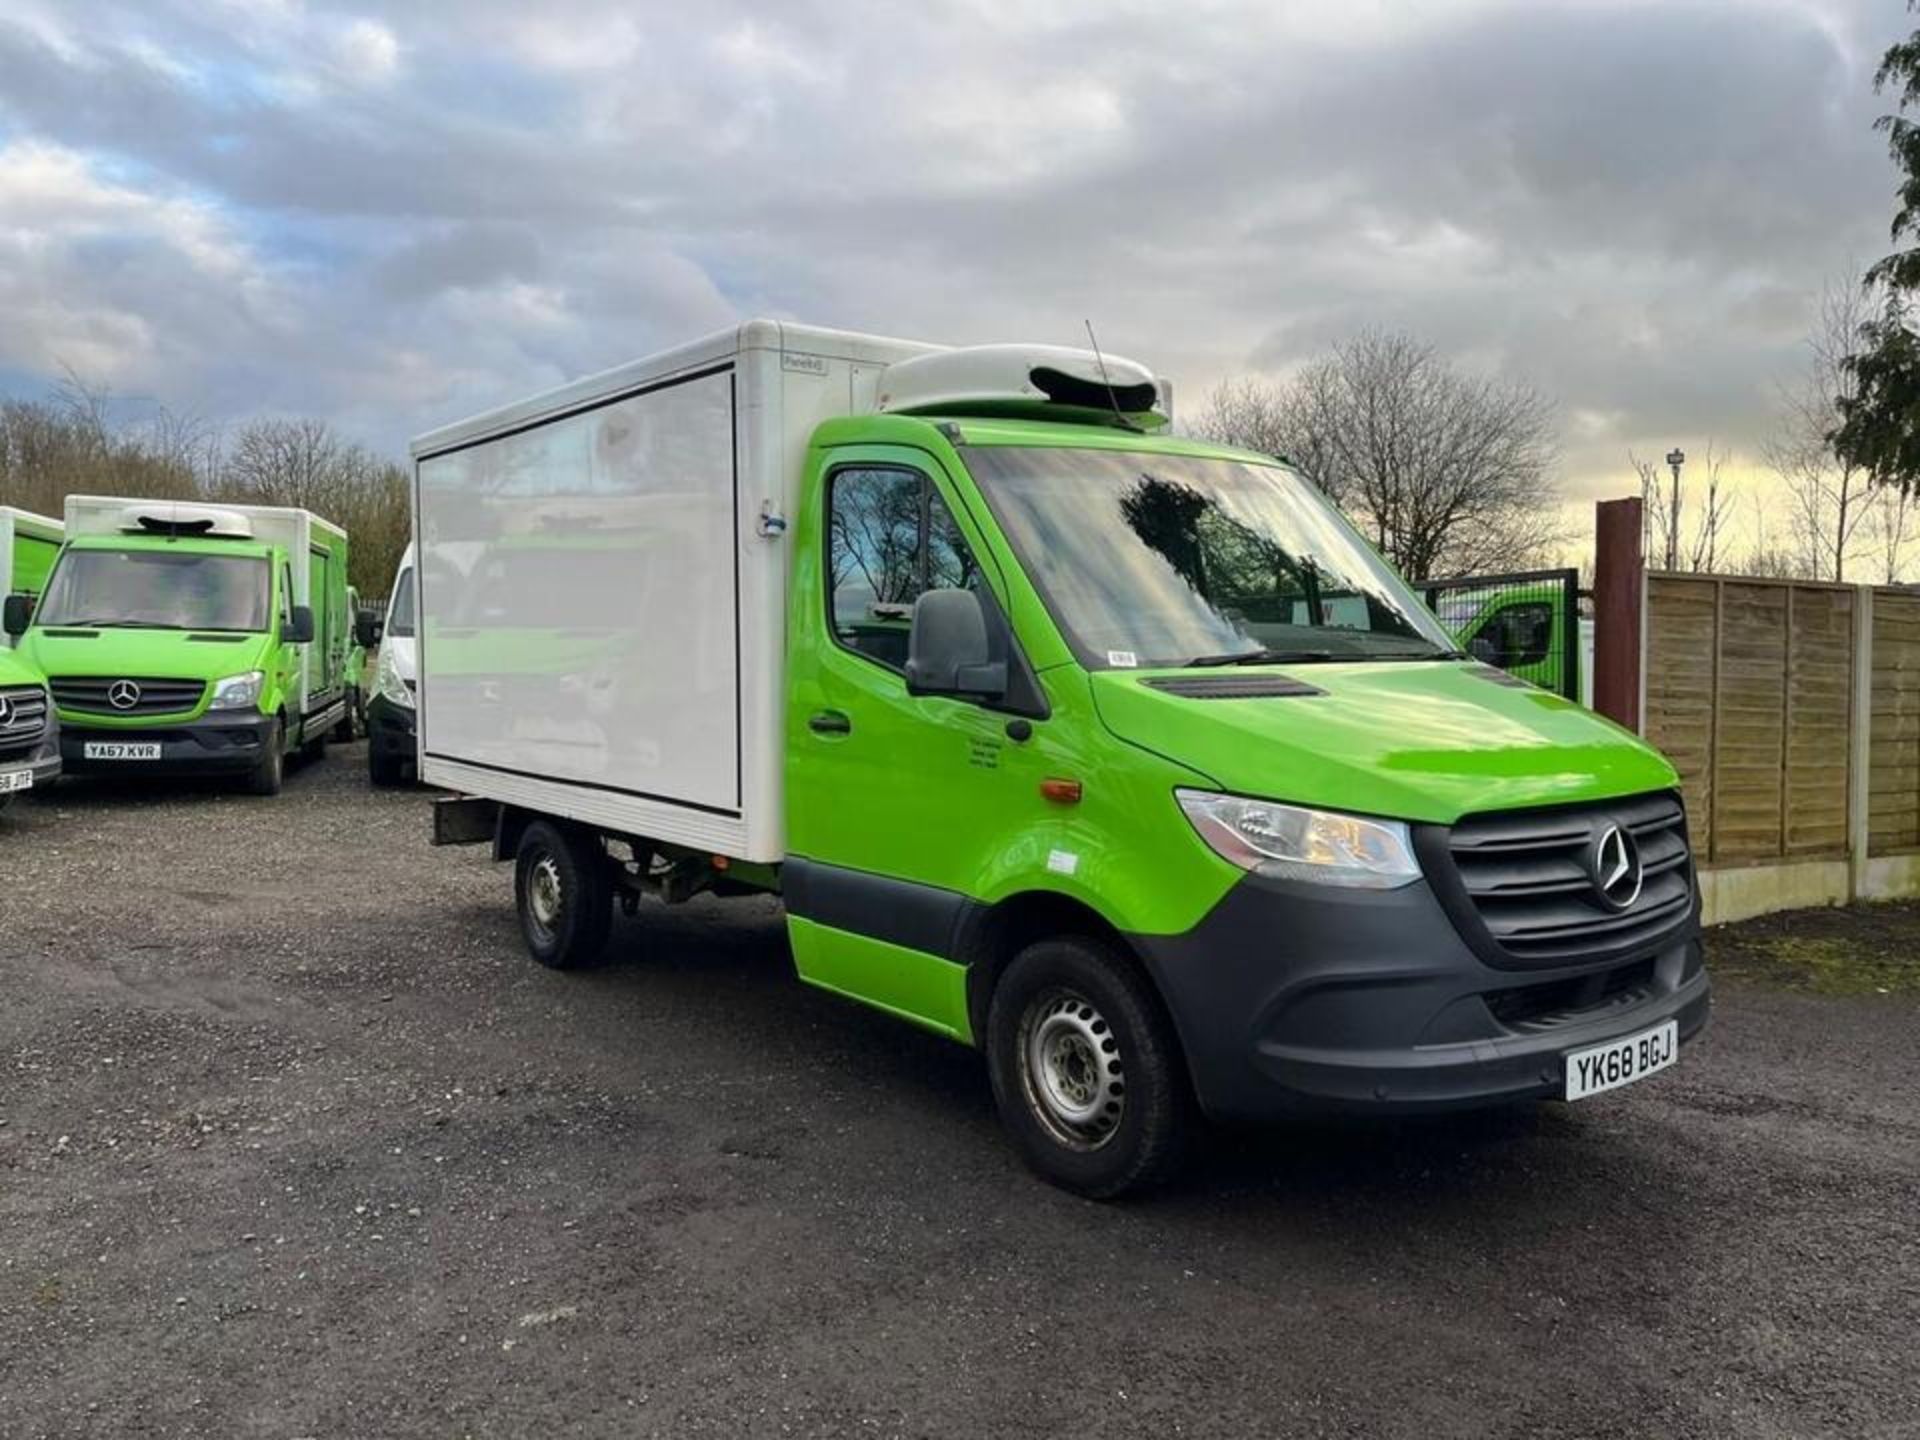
[333,687,361,742]
[513,820,613,970]
[986,936,1191,1199]
[244,719,285,796]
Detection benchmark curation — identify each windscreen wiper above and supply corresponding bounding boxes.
[1184,647,1339,668]
[60,618,176,629]
[1353,648,1470,662]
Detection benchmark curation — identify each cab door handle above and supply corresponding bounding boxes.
[808,709,852,736]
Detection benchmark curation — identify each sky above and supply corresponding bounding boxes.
[0,0,1912,549]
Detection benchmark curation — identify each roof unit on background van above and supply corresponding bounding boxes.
[874,344,1171,427]
[112,501,256,539]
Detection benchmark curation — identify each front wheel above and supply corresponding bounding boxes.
[244,719,285,796]
[985,937,1192,1199]
[513,820,613,970]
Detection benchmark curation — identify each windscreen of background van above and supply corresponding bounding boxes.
[37,550,270,633]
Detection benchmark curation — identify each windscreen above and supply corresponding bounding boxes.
[962,447,1455,668]
[37,549,271,633]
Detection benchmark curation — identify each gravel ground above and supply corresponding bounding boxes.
[1,749,1915,1440]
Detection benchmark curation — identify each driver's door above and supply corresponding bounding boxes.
[784,446,1045,1039]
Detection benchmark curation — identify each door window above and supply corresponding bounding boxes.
[828,467,983,672]
[1481,600,1554,668]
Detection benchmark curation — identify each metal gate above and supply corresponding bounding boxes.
[1421,567,1583,701]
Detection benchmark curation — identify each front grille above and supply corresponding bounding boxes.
[51,676,206,717]
[0,685,49,762]
[1436,791,1694,967]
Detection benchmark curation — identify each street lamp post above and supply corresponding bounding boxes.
[1665,447,1686,570]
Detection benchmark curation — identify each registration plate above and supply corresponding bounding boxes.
[83,742,162,761]
[0,767,30,794]
[1565,1020,1679,1101]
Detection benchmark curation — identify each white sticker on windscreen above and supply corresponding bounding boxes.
[1107,651,1138,668]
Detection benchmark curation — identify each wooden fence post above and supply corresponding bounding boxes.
[1593,497,1645,732]
[1849,585,1875,900]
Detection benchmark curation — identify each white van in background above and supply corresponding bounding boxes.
[363,544,416,786]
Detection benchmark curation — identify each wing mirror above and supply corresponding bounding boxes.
[284,605,315,645]
[905,588,1008,701]
[354,607,384,648]
[2,594,31,637]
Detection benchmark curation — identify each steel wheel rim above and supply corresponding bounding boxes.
[1018,988,1124,1151]
[527,853,564,935]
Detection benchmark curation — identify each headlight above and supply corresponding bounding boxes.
[1175,790,1420,888]
[376,648,413,708]
[207,670,265,712]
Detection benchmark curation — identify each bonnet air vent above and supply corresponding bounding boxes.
[1470,664,1533,689]
[1142,674,1326,699]
[1029,366,1159,415]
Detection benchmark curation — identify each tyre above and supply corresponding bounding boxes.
[986,936,1192,1199]
[333,688,361,742]
[244,719,285,796]
[513,820,613,970]
[368,744,408,788]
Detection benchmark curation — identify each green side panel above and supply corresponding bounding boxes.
[12,534,59,596]
[788,916,973,1043]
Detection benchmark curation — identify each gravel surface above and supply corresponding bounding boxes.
[1,749,1915,1439]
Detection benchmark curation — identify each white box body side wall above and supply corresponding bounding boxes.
[411,321,935,863]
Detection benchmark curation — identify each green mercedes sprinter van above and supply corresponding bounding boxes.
[414,324,1708,1197]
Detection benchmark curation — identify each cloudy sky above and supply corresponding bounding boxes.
[0,0,1911,519]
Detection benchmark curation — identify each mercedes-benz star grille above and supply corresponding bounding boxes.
[0,686,49,762]
[1438,792,1694,967]
[51,677,207,718]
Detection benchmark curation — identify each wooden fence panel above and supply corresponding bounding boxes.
[1642,575,1859,866]
[1870,592,1920,853]
[1712,583,1789,861]
[1644,575,1718,855]
[1784,587,1853,855]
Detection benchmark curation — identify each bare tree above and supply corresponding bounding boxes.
[1193,331,1561,580]
[1865,484,1916,584]
[0,375,203,516]
[1765,275,1877,582]
[215,418,411,595]
[223,418,351,511]
[1734,545,1806,579]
